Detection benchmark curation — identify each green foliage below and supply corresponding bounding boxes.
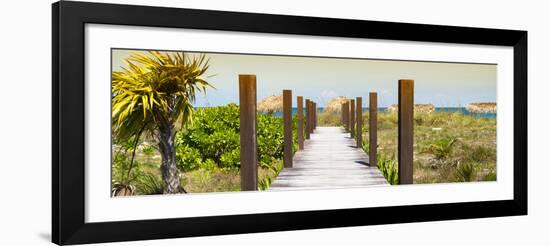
[454,162,478,182]
[134,173,165,195]
[175,104,291,181]
[176,145,202,171]
[220,148,240,169]
[257,114,285,163]
[377,153,399,185]
[112,135,144,185]
[141,143,156,156]
[362,139,370,155]
[111,51,213,141]
[112,144,153,195]
[112,151,132,184]
[111,51,213,194]
[483,169,497,181]
[259,159,284,191]
[258,178,271,191]
[176,104,241,171]
[424,136,458,160]
[200,159,217,170]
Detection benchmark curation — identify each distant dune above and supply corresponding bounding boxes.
[258,94,283,114]
[324,96,349,113]
[467,102,497,113]
[387,104,434,113]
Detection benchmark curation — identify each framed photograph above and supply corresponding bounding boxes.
[52,1,527,245]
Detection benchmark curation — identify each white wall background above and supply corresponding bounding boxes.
[0,0,546,245]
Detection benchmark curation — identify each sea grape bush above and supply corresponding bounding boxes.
[175,103,291,172]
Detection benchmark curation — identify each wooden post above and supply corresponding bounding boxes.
[341,103,345,126]
[343,102,349,132]
[309,101,314,134]
[398,79,414,184]
[305,99,310,139]
[283,90,293,168]
[350,99,355,138]
[369,93,377,167]
[297,96,304,150]
[316,103,318,129]
[239,75,257,191]
[356,97,363,148]
[313,102,317,130]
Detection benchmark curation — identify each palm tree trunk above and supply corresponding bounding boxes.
[157,121,182,194]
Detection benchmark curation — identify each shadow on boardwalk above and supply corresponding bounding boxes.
[269,127,389,191]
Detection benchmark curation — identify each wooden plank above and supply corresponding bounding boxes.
[283,90,293,168]
[297,96,304,150]
[398,79,414,184]
[239,74,257,191]
[350,99,355,138]
[369,92,377,167]
[356,97,363,148]
[269,127,389,190]
[305,99,310,140]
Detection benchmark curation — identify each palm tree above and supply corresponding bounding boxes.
[112,51,212,194]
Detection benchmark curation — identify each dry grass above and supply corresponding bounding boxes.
[131,154,283,194]
[318,111,343,126]
[365,111,497,184]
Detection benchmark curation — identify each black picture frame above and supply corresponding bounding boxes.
[52,1,527,245]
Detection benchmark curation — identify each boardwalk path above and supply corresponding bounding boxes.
[269,127,389,191]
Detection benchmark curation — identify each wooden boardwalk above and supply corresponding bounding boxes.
[269,127,389,191]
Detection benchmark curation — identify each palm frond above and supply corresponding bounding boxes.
[112,51,214,140]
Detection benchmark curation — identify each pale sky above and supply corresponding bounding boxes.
[112,49,496,107]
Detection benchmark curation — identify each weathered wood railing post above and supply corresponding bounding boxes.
[398,79,414,184]
[297,96,304,150]
[283,90,293,168]
[309,101,314,134]
[369,92,377,167]
[356,97,363,148]
[313,102,317,130]
[341,103,345,126]
[305,99,310,140]
[239,74,257,191]
[343,101,349,132]
[350,99,355,138]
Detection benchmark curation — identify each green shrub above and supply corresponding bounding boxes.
[174,103,293,189]
[257,113,284,164]
[176,145,202,171]
[200,159,217,170]
[220,147,240,168]
[377,153,398,185]
[424,136,458,160]
[112,143,145,186]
